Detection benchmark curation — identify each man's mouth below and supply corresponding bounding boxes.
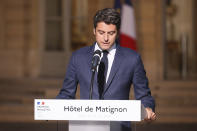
[103,42,109,45]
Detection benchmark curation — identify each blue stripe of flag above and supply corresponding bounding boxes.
[114,0,133,9]
[114,0,121,9]
[125,0,132,6]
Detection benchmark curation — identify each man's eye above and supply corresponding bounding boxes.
[108,32,115,35]
[99,32,104,35]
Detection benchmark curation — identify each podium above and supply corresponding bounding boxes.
[34,99,146,131]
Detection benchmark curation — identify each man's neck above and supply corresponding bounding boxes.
[94,43,116,52]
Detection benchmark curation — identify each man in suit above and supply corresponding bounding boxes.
[56,8,156,130]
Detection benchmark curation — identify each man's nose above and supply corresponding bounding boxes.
[104,34,109,42]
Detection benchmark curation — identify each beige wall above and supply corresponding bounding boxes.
[136,0,164,81]
[0,0,40,78]
[0,0,27,78]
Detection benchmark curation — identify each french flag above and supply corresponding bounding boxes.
[114,0,137,51]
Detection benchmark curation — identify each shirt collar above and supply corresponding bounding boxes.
[94,43,116,55]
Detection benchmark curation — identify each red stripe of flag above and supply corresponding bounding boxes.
[120,33,137,50]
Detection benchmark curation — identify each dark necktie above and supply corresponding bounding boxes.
[98,50,108,99]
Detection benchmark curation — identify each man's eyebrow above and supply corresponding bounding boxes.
[108,31,116,33]
[97,30,105,32]
[97,30,116,33]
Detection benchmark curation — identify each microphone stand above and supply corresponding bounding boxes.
[89,50,101,99]
[89,69,96,99]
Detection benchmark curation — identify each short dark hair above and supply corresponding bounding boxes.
[93,8,121,31]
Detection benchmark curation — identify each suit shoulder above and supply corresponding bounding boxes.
[72,46,92,56]
[120,46,140,58]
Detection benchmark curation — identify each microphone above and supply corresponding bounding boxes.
[91,50,101,72]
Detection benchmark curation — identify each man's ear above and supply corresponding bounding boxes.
[93,28,96,35]
[116,31,120,39]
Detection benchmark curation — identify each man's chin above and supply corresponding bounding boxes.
[100,45,110,50]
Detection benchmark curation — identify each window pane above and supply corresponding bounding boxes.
[71,0,88,50]
[45,21,63,51]
[46,0,62,17]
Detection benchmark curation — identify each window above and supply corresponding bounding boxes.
[71,0,88,50]
[39,0,71,77]
[45,0,63,51]
[164,0,197,79]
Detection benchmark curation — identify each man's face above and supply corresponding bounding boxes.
[94,22,118,50]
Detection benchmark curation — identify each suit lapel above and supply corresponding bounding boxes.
[103,45,124,94]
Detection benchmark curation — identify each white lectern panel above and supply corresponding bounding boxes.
[34,99,142,121]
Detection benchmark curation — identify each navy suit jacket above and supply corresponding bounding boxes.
[56,43,155,130]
